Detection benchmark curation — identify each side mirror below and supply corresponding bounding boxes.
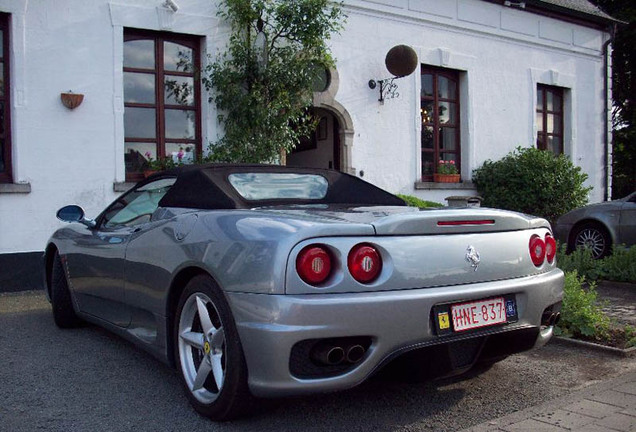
[56,205,96,228]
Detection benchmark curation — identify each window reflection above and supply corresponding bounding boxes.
[438,76,456,99]
[165,109,195,139]
[124,107,156,138]
[124,72,155,103]
[125,142,156,173]
[421,74,433,97]
[164,76,194,106]
[164,42,193,72]
[166,143,196,164]
[124,39,155,69]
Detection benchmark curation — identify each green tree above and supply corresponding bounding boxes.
[594,1,636,198]
[204,0,345,163]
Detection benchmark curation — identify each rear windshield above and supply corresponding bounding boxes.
[228,173,329,201]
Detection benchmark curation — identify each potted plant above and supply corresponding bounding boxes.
[143,152,178,178]
[434,160,460,183]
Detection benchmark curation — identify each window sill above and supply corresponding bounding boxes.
[113,182,136,193]
[414,181,476,190]
[0,183,32,194]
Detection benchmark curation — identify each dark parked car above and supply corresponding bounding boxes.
[554,192,636,258]
[45,164,563,420]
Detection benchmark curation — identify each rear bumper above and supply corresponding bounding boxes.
[227,268,564,397]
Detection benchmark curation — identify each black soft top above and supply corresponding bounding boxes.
[143,164,405,209]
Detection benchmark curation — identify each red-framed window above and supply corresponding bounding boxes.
[536,84,564,155]
[0,13,12,183]
[123,29,202,181]
[421,66,461,181]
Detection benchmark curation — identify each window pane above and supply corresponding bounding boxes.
[537,133,545,150]
[537,88,544,111]
[439,127,456,151]
[421,73,433,97]
[105,178,176,228]
[547,135,562,155]
[421,101,434,124]
[438,76,456,99]
[440,153,458,163]
[228,173,329,200]
[422,152,434,177]
[547,90,561,112]
[166,143,196,164]
[438,102,456,124]
[0,30,3,57]
[536,112,543,132]
[422,126,434,149]
[125,142,156,172]
[124,72,155,104]
[124,39,155,69]
[165,109,195,139]
[547,114,561,134]
[164,76,194,106]
[0,64,3,97]
[124,107,156,138]
[164,42,193,72]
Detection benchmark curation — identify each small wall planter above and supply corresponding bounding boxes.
[434,174,460,183]
[60,92,84,110]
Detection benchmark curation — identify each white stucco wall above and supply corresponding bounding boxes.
[0,0,611,254]
[329,0,609,204]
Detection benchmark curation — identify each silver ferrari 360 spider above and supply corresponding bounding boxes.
[45,164,563,420]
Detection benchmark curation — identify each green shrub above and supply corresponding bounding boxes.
[396,194,443,209]
[556,243,600,281]
[557,243,636,283]
[596,245,636,283]
[472,147,592,224]
[557,271,610,338]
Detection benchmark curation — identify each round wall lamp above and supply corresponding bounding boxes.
[369,44,418,103]
[60,91,84,110]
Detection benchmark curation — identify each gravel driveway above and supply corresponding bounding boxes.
[1,290,634,432]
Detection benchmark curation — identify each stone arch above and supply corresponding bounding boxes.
[312,67,355,175]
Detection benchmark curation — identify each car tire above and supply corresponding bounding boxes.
[570,222,611,259]
[51,252,82,328]
[174,275,253,421]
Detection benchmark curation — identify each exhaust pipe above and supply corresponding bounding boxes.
[311,344,345,365]
[346,345,366,363]
[541,311,561,327]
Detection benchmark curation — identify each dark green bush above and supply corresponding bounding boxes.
[472,147,592,223]
[396,194,443,208]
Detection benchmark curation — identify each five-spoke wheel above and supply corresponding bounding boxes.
[174,275,251,420]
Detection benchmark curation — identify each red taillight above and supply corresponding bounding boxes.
[545,234,557,264]
[296,245,332,285]
[348,244,382,283]
[529,235,546,267]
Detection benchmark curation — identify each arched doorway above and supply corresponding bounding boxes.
[287,108,341,170]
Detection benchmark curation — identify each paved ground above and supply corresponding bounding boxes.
[463,371,636,431]
[1,290,635,432]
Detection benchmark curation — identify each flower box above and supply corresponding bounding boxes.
[434,174,460,183]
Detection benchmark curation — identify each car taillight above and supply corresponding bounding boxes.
[529,235,546,267]
[296,245,332,285]
[545,234,557,264]
[348,244,382,283]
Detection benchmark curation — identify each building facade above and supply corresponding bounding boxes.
[0,0,615,289]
